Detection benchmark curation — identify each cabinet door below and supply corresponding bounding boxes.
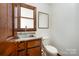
[0,3,13,40]
[0,4,8,40]
[7,3,13,38]
[27,47,41,56]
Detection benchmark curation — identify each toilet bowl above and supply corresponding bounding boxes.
[44,45,58,56]
[42,36,58,56]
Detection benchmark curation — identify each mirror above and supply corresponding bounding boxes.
[38,12,49,29]
[13,3,36,31]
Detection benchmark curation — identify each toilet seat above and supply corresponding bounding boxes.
[44,45,58,55]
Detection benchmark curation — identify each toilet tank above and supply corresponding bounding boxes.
[42,36,50,46]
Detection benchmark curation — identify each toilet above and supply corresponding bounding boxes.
[42,36,59,56]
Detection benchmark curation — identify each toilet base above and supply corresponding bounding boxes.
[57,53,61,56]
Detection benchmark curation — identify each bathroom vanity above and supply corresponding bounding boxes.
[0,37,42,56]
[15,37,41,56]
[0,3,42,56]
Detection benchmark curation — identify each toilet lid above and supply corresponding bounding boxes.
[45,45,58,54]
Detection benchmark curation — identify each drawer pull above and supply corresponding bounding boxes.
[17,49,25,52]
[28,46,40,49]
[20,41,24,43]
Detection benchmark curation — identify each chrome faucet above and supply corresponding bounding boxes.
[25,26,27,32]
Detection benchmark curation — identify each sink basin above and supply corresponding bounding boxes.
[17,32,36,39]
[17,35,35,39]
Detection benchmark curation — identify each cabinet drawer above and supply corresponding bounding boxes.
[27,47,41,56]
[17,41,26,50]
[27,40,41,48]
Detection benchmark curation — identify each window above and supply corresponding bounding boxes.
[13,3,36,31]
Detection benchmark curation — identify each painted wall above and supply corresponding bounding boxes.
[26,3,52,45]
[50,3,79,56]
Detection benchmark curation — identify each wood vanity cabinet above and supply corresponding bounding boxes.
[16,39,41,56]
[0,39,41,56]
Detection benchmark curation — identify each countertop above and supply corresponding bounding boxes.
[14,37,42,42]
[6,37,42,42]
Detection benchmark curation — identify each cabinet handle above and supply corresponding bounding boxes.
[20,41,24,43]
[28,46,40,49]
[17,49,25,52]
